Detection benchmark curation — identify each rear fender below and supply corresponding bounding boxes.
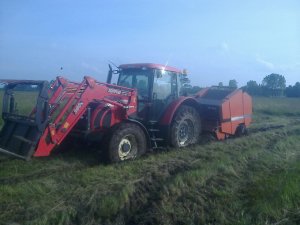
[159,96,200,125]
[159,97,200,146]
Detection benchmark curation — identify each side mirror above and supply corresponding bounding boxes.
[106,64,113,84]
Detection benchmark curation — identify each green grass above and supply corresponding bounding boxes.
[254,97,300,116]
[0,97,300,225]
[245,159,300,223]
[0,90,38,127]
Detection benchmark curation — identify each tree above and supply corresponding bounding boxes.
[191,86,202,93]
[285,85,294,97]
[262,73,286,96]
[229,79,238,89]
[295,82,300,97]
[245,80,261,96]
[286,82,300,97]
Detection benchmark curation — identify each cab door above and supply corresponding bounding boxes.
[150,70,178,121]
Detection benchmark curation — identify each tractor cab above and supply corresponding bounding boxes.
[107,63,186,122]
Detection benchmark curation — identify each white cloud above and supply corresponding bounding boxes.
[278,62,300,71]
[256,56,275,70]
[206,41,230,55]
[220,42,229,52]
[256,55,300,73]
[81,62,101,73]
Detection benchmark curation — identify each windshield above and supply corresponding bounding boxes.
[117,68,153,100]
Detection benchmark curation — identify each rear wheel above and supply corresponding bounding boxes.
[108,123,147,162]
[170,105,201,147]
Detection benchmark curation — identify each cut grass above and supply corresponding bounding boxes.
[131,129,300,225]
[0,97,300,224]
[254,97,300,116]
[244,159,300,224]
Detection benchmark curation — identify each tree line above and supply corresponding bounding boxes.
[243,73,300,97]
[184,73,299,97]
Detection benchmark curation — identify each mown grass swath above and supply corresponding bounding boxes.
[0,97,300,225]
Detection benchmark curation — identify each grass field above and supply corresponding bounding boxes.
[0,90,38,126]
[0,97,300,225]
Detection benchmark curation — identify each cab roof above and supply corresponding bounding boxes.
[119,63,182,73]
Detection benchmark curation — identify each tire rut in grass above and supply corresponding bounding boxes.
[0,163,90,185]
[126,157,248,225]
[122,160,192,225]
[124,126,299,225]
[249,117,300,134]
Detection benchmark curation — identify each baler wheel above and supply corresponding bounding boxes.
[108,123,146,162]
[235,124,247,137]
[171,105,201,147]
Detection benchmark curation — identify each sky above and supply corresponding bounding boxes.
[0,0,299,87]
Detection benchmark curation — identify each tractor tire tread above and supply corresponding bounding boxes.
[170,105,201,147]
[108,122,146,163]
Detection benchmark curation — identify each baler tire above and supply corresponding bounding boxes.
[235,124,247,137]
[108,123,147,163]
[170,105,201,148]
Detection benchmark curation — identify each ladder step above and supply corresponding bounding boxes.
[148,128,160,132]
[151,138,164,141]
[148,120,158,125]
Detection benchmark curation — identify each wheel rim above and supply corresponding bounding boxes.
[118,134,137,160]
[178,119,194,146]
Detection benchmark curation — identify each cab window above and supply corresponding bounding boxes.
[153,70,177,100]
[117,68,151,100]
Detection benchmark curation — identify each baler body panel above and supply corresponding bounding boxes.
[196,87,252,139]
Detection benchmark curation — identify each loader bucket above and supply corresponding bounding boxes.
[0,80,49,160]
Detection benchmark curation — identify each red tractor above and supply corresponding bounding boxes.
[0,63,252,162]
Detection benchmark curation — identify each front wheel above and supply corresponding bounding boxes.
[108,123,147,162]
[170,105,201,147]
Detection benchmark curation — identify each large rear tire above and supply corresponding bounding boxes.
[108,123,147,162]
[170,105,201,147]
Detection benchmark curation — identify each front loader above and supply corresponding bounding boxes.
[0,76,138,161]
[0,63,252,162]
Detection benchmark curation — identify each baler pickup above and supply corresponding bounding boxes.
[196,87,252,139]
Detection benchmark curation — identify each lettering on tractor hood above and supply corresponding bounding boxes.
[107,88,130,96]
